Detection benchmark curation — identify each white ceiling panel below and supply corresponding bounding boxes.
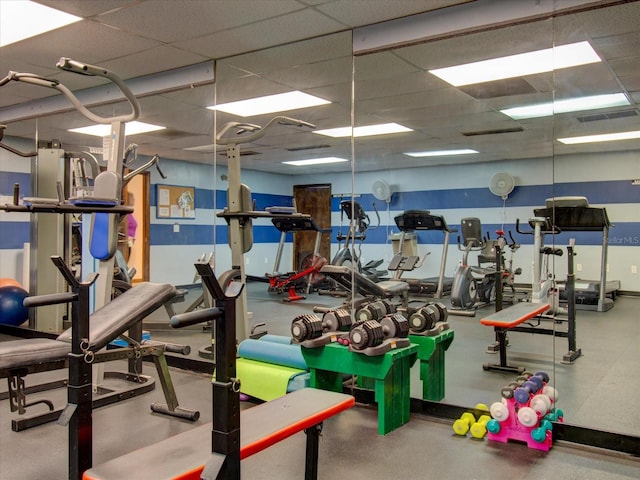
[173,9,346,60]
[0,0,637,175]
[95,0,305,43]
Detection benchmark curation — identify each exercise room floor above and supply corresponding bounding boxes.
[1,283,638,479]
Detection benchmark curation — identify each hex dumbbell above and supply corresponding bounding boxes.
[291,309,351,342]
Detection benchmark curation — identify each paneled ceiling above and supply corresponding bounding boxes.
[0,0,638,174]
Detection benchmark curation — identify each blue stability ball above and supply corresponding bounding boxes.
[0,285,29,326]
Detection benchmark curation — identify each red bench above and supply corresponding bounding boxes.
[83,388,354,480]
[480,302,550,373]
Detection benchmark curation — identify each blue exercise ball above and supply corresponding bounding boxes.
[0,285,29,326]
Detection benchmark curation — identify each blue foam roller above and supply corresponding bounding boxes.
[287,372,310,393]
[238,338,307,370]
[259,334,293,345]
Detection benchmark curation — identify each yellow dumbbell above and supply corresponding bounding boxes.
[453,404,489,436]
[453,412,476,436]
[470,414,491,439]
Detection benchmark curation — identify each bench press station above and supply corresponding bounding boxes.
[0,256,198,479]
[480,241,581,373]
[83,262,354,480]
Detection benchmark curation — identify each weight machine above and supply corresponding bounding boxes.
[214,116,316,340]
[0,57,141,318]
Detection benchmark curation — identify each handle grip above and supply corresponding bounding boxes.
[24,292,77,308]
[170,307,223,328]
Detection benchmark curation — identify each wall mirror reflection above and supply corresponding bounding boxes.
[0,1,637,467]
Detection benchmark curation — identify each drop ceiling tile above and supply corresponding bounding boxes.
[95,0,304,43]
[174,9,346,60]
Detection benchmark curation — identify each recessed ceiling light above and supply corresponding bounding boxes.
[501,93,630,119]
[313,123,413,138]
[0,1,81,47]
[557,130,640,144]
[282,157,348,166]
[208,91,330,117]
[69,122,166,137]
[404,149,478,157]
[430,41,601,87]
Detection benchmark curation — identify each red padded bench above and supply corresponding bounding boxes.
[83,388,354,480]
[480,302,550,373]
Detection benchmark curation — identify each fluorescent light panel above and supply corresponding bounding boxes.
[430,41,601,87]
[208,91,330,117]
[501,93,630,119]
[282,157,348,166]
[404,149,478,157]
[313,123,413,138]
[69,122,166,137]
[0,1,81,47]
[557,130,640,144]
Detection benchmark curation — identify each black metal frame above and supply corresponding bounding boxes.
[484,243,582,373]
[171,262,330,480]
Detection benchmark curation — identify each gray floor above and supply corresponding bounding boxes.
[1,283,639,479]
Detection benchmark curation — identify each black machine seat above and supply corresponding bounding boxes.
[0,282,177,375]
[57,282,177,350]
[0,338,70,372]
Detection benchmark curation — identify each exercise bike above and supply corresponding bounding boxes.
[331,199,386,280]
[449,218,499,316]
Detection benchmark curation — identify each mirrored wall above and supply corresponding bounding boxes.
[351,2,639,438]
[2,0,637,444]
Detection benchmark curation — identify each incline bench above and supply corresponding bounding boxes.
[320,264,410,310]
[0,257,198,479]
[0,278,196,429]
[480,302,550,373]
[85,261,354,480]
[83,388,354,480]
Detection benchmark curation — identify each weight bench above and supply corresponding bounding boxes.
[320,264,410,310]
[0,281,198,431]
[480,302,550,373]
[85,261,354,480]
[83,387,354,480]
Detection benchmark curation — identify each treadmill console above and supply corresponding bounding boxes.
[395,210,450,232]
[533,206,610,231]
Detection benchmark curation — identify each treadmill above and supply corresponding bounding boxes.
[534,196,620,312]
[390,210,455,298]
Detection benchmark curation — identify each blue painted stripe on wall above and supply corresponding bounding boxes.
[150,223,284,246]
[553,180,639,205]
[332,180,638,212]
[356,222,639,247]
[0,222,29,249]
[146,180,634,219]
[0,172,30,196]
[149,186,293,211]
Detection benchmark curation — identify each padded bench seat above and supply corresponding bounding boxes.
[480,302,550,328]
[480,302,550,374]
[0,282,177,377]
[83,388,354,480]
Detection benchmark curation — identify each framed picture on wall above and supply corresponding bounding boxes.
[156,184,196,219]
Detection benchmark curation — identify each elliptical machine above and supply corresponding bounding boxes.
[449,218,498,316]
[331,199,386,281]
